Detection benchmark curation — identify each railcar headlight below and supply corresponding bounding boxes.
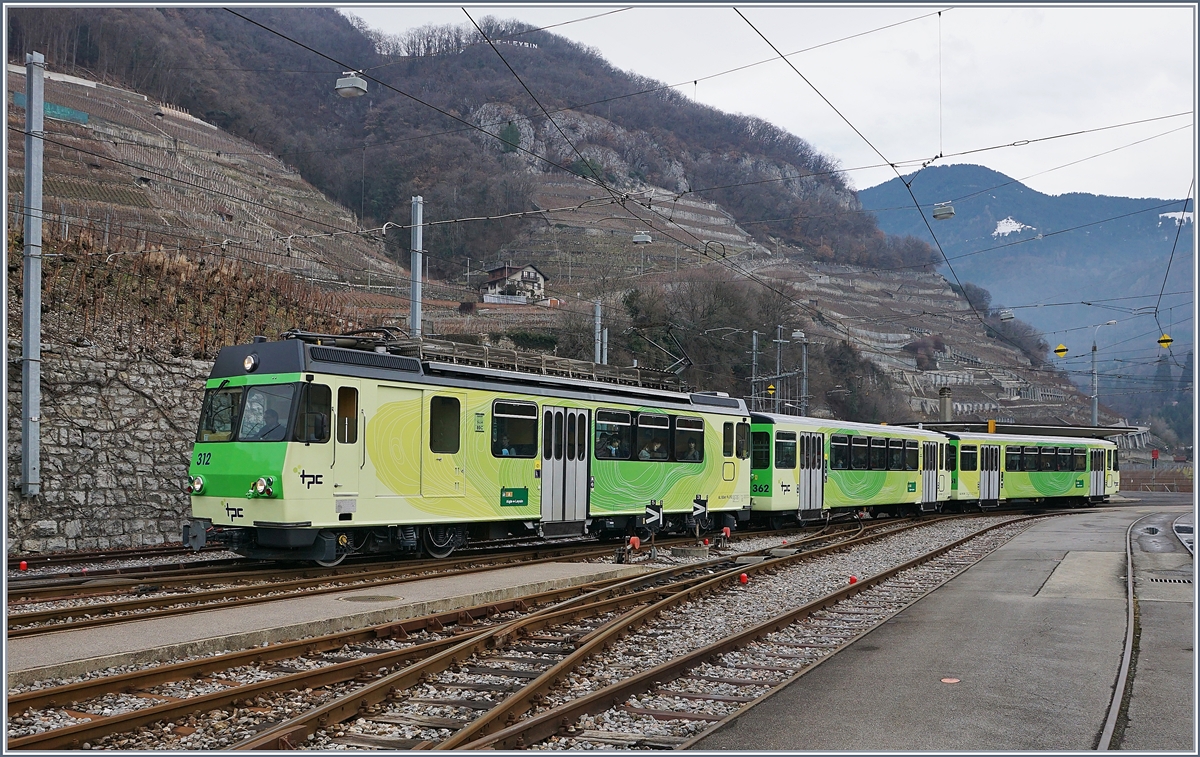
[189,476,204,494]
[243,353,260,372]
[254,476,274,496]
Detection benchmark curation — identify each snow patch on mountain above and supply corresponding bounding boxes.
[992,217,1035,237]
[1159,211,1194,226]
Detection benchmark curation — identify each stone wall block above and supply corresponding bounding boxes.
[31,520,58,537]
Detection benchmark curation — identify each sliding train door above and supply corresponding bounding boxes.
[540,407,590,537]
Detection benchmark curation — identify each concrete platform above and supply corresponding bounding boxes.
[694,496,1194,751]
[5,561,646,687]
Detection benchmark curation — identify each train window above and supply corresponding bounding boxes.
[240,384,297,443]
[905,440,919,471]
[1112,450,1119,471]
[293,383,331,444]
[850,436,869,470]
[1004,448,1020,472]
[869,438,886,471]
[636,414,670,461]
[830,435,849,470]
[492,401,537,458]
[1022,446,1040,472]
[945,445,957,472]
[1106,450,1113,470]
[675,417,704,463]
[736,422,750,460]
[429,396,460,453]
[596,409,632,460]
[1073,448,1087,471]
[960,445,977,472]
[1056,448,1072,472]
[887,439,904,470]
[723,423,734,458]
[751,432,772,469]
[775,431,797,469]
[577,414,589,461]
[1040,447,1055,471]
[197,385,245,443]
[566,412,577,461]
[553,412,564,460]
[335,388,359,444]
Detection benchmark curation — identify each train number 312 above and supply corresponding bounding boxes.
[195,452,212,466]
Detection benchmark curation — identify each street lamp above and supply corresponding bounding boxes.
[335,71,367,98]
[1091,320,1118,425]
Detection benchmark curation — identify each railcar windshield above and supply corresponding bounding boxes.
[196,385,245,442]
[238,384,296,442]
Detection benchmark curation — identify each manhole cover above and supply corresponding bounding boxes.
[1144,527,1160,535]
[339,595,402,602]
[1175,525,1193,534]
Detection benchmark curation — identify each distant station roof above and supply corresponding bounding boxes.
[899,422,1142,440]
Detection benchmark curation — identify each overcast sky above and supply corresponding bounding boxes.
[341,3,1196,201]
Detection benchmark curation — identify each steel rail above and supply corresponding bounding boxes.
[6,544,223,570]
[5,542,645,636]
[6,537,659,600]
[226,523,867,749]
[5,528,792,602]
[234,519,974,749]
[5,569,660,750]
[1097,513,1151,750]
[7,518,929,750]
[463,515,1053,750]
[6,529,842,749]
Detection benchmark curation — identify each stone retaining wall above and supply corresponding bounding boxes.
[7,337,211,554]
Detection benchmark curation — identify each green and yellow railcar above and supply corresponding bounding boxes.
[183,333,751,563]
[748,414,951,522]
[943,432,1118,509]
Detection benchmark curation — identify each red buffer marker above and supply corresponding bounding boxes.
[703,538,709,546]
[19,560,27,571]
[629,536,641,551]
[722,527,731,538]
[739,573,749,584]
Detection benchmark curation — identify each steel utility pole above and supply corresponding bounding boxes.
[410,196,423,338]
[21,51,45,497]
[593,301,602,363]
[773,325,789,414]
[793,330,809,416]
[1091,320,1116,425]
[751,331,759,411]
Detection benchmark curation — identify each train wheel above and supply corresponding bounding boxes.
[423,525,459,559]
[314,553,346,568]
[769,515,785,531]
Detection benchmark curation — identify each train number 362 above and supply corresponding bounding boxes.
[195,452,212,466]
[751,484,770,494]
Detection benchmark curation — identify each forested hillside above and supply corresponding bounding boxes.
[861,164,1194,437]
[8,7,939,278]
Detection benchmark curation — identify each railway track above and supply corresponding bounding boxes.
[6,525,843,636]
[5,521,866,749]
[245,514,1042,751]
[5,514,1049,750]
[7,544,228,572]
